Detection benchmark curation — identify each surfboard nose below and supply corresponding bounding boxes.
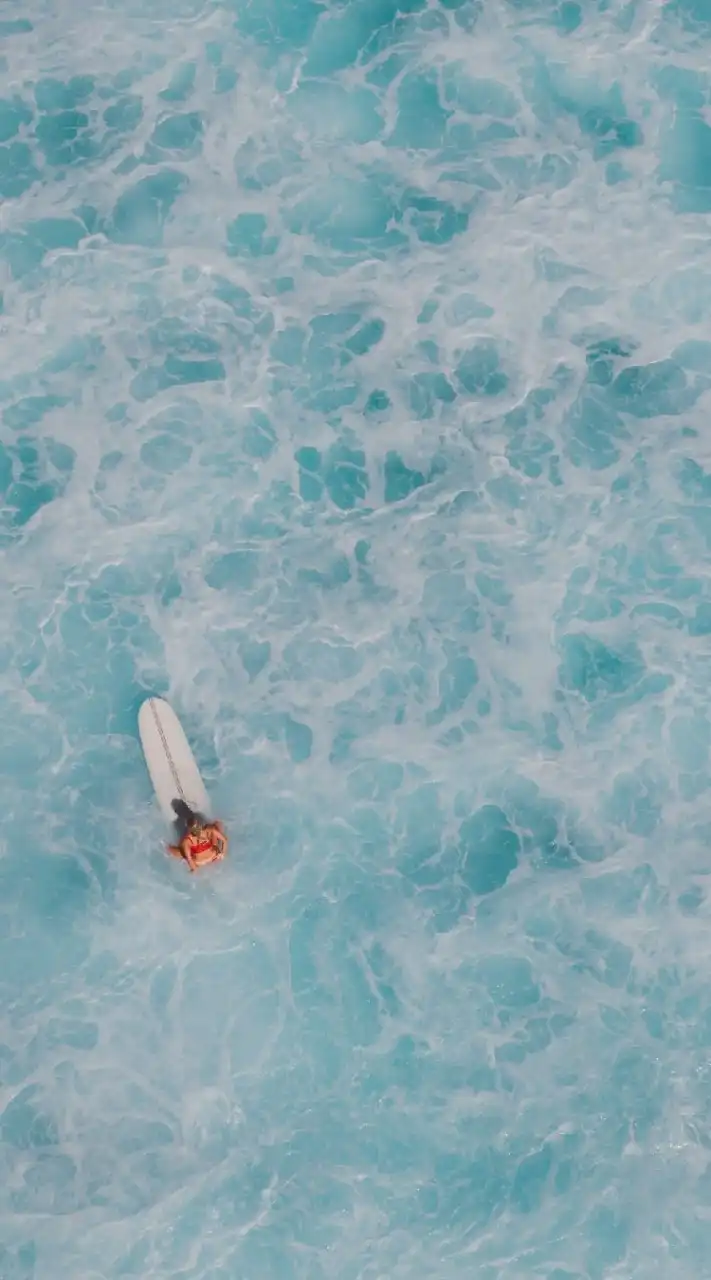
[138,696,211,827]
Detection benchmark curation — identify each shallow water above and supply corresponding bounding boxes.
[2,1,711,1276]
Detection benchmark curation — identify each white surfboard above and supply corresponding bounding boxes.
[138,696,211,828]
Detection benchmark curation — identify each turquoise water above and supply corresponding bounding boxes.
[3,0,711,1276]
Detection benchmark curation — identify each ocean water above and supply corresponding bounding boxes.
[4,0,711,1276]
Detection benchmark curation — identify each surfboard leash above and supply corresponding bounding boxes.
[149,699,186,803]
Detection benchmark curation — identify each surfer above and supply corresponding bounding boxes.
[168,799,228,872]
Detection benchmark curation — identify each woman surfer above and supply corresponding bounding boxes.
[168,799,228,872]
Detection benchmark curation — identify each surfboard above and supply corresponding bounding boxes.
[138,696,211,829]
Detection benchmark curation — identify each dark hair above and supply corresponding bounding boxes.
[171,798,205,837]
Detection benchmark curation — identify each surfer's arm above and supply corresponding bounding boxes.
[167,839,197,871]
[210,825,228,858]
